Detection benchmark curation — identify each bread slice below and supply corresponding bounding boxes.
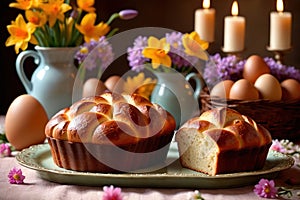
[175,108,272,176]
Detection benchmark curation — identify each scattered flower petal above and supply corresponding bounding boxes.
[270,139,287,153]
[102,185,123,200]
[0,143,11,157]
[8,167,25,184]
[254,179,278,198]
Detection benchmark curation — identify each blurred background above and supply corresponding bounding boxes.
[1,0,299,115]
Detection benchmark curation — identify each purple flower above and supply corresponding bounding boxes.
[8,167,25,184]
[204,54,300,89]
[127,36,149,72]
[204,53,244,87]
[119,9,138,20]
[75,36,114,71]
[264,57,300,82]
[102,185,123,200]
[0,143,11,157]
[254,179,278,198]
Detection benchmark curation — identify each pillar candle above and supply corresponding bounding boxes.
[194,0,215,43]
[269,0,292,50]
[223,1,245,52]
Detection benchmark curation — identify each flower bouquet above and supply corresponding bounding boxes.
[201,53,300,141]
[5,0,138,53]
[126,31,210,127]
[4,0,138,118]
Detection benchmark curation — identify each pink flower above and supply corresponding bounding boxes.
[254,179,278,198]
[0,143,11,157]
[270,139,286,153]
[102,185,123,200]
[8,167,25,184]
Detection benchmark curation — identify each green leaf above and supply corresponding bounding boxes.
[0,133,9,144]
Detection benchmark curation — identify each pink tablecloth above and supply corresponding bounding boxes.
[0,155,299,200]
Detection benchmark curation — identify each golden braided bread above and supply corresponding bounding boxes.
[45,92,176,145]
[45,92,176,172]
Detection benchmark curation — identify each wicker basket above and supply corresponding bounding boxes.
[200,89,300,141]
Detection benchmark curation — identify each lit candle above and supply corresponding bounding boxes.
[223,1,245,52]
[194,0,215,43]
[269,0,292,50]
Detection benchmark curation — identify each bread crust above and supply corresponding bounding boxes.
[176,107,272,175]
[45,92,176,172]
[45,92,176,144]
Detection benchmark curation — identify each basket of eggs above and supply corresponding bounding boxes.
[200,54,300,141]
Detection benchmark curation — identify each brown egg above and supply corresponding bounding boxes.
[243,55,270,83]
[229,79,259,100]
[210,80,234,99]
[281,79,300,100]
[5,94,49,150]
[254,74,282,101]
[104,75,124,92]
[82,78,107,98]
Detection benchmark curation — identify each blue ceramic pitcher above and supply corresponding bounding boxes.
[16,46,78,118]
[150,71,203,129]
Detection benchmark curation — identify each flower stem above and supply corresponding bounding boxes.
[106,13,120,25]
[106,28,119,38]
[53,21,61,46]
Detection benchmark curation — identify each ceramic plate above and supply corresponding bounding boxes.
[16,143,294,189]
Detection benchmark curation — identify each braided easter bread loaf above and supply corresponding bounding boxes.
[175,107,272,175]
[45,92,176,172]
[45,92,176,145]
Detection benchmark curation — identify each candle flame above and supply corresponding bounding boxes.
[276,0,284,12]
[231,1,239,16]
[203,0,210,9]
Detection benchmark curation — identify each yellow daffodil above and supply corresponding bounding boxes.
[182,31,209,61]
[75,13,110,43]
[123,73,157,99]
[39,0,72,27]
[25,10,47,27]
[77,0,95,13]
[9,0,38,10]
[5,14,37,54]
[142,36,172,69]
[6,0,137,51]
